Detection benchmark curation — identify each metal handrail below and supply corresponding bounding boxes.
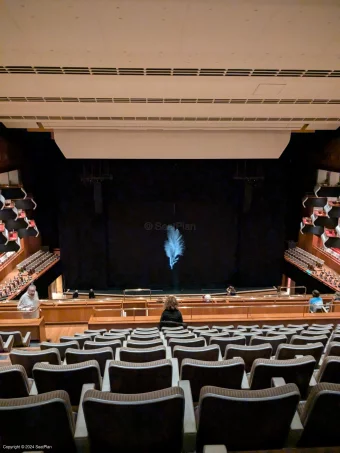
[123,288,152,301]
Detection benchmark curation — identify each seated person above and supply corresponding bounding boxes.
[17,284,40,319]
[72,290,79,299]
[334,291,340,302]
[203,294,212,303]
[160,295,183,324]
[88,288,95,299]
[309,290,324,312]
[227,285,237,296]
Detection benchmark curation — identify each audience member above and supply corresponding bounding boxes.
[160,295,183,323]
[203,294,212,303]
[72,290,79,299]
[227,285,237,296]
[309,289,324,313]
[89,288,95,299]
[334,291,340,302]
[17,284,40,318]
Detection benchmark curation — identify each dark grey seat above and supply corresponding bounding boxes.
[188,325,210,331]
[315,355,340,384]
[83,387,185,453]
[301,329,331,338]
[168,337,206,352]
[311,323,333,329]
[108,359,173,393]
[291,334,328,348]
[249,356,316,399]
[250,335,287,355]
[225,344,272,373]
[65,347,113,375]
[84,329,107,335]
[40,341,80,361]
[166,333,196,341]
[212,325,234,331]
[0,331,31,347]
[33,360,102,406]
[269,329,297,343]
[196,384,300,452]
[210,336,246,356]
[275,342,324,364]
[75,332,97,341]
[119,346,166,363]
[173,345,220,369]
[225,329,247,337]
[199,331,229,344]
[60,335,92,349]
[0,334,14,352]
[0,390,78,452]
[297,383,340,448]
[286,324,308,332]
[181,358,245,402]
[242,331,264,345]
[10,348,61,378]
[130,333,161,341]
[95,334,126,344]
[134,328,159,334]
[262,324,284,330]
[0,365,32,398]
[110,328,133,334]
[126,339,164,349]
[236,325,260,332]
[325,341,340,357]
[84,340,121,357]
[163,325,187,331]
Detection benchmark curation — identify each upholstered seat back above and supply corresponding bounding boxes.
[120,346,166,363]
[40,341,79,360]
[65,347,113,375]
[95,334,126,343]
[250,335,287,355]
[130,333,160,341]
[249,356,316,399]
[181,358,245,402]
[173,345,219,369]
[60,335,92,349]
[196,384,300,452]
[10,348,61,378]
[326,341,340,357]
[0,390,76,452]
[0,365,30,398]
[33,360,102,406]
[168,337,206,352]
[291,335,328,347]
[225,344,272,373]
[316,356,340,384]
[0,331,25,347]
[210,336,246,355]
[126,339,164,349]
[275,342,324,363]
[83,387,184,453]
[298,383,340,448]
[84,339,121,356]
[109,359,172,393]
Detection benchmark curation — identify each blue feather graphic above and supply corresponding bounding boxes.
[164,225,185,270]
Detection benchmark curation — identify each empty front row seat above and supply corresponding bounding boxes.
[83,387,185,453]
[173,345,220,369]
[65,347,113,375]
[297,383,340,448]
[181,358,245,403]
[210,336,246,356]
[40,341,79,361]
[249,356,316,399]
[33,360,102,407]
[84,340,121,357]
[0,365,33,398]
[119,346,167,363]
[168,337,206,352]
[10,349,61,378]
[107,359,173,394]
[196,384,300,452]
[315,356,340,384]
[225,344,272,373]
[0,334,14,352]
[0,331,31,347]
[275,342,324,365]
[0,390,79,452]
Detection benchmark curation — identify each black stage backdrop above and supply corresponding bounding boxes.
[58,159,286,290]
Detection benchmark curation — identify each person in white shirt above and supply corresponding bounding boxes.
[17,284,40,318]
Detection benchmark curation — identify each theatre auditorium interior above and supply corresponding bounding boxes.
[1,1,340,452]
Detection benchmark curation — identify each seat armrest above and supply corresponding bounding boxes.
[271,377,286,387]
[166,346,172,359]
[179,380,197,453]
[29,379,38,395]
[286,410,304,447]
[123,340,127,347]
[115,348,120,360]
[171,358,179,386]
[295,355,304,359]
[241,371,250,389]
[203,447,227,453]
[101,360,112,392]
[309,375,318,388]
[4,335,14,352]
[75,383,94,453]
[23,331,31,347]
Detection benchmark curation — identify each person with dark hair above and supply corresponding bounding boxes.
[334,291,340,302]
[160,295,183,323]
[309,290,324,313]
[227,285,237,296]
[89,289,95,299]
[72,290,79,299]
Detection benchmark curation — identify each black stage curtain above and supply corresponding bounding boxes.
[58,160,286,290]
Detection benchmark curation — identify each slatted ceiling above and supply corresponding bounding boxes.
[1,97,340,104]
[0,66,340,77]
[0,116,338,122]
